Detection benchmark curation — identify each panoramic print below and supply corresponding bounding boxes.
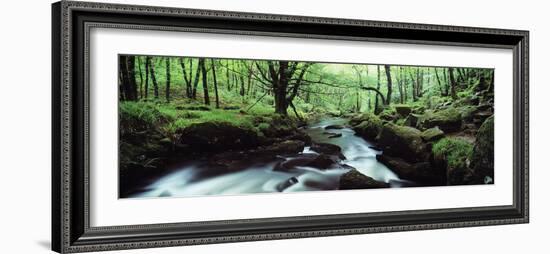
[118,55,495,198]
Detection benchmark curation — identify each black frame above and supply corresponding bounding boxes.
[52,1,529,253]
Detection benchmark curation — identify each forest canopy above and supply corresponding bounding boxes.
[119,55,494,119]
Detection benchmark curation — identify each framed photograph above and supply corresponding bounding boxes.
[52,1,529,253]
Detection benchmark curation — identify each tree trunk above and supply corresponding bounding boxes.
[434,68,445,96]
[211,60,220,108]
[396,67,404,103]
[448,67,457,99]
[375,65,381,113]
[144,56,150,99]
[119,55,138,101]
[148,57,159,99]
[137,57,144,99]
[165,57,171,102]
[416,68,424,98]
[240,75,245,97]
[361,87,386,106]
[401,67,407,102]
[273,61,289,115]
[179,57,192,98]
[409,69,417,101]
[384,65,392,105]
[199,58,210,105]
[192,59,201,99]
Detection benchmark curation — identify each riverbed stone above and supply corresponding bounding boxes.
[310,142,346,160]
[260,140,306,156]
[339,169,389,190]
[305,154,338,169]
[325,124,345,130]
[177,122,260,152]
[377,123,428,163]
[351,114,383,141]
[376,154,445,185]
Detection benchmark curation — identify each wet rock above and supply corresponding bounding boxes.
[260,140,306,156]
[339,169,389,190]
[469,116,494,183]
[325,124,345,130]
[276,177,299,191]
[421,127,445,142]
[305,154,338,169]
[328,133,342,138]
[377,124,429,163]
[274,154,318,171]
[310,142,346,160]
[177,122,260,152]
[159,191,172,197]
[368,146,383,152]
[376,154,445,185]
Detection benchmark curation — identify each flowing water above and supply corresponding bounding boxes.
[130,118,400,198]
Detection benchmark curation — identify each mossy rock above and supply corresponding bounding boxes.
[469,116,494,183]
[339,169,389,190]
[421,127,445,142]
[260,140,305,156]
[376,154,445,185]
[177,122,260,152]
[432,137,474,185]
[417,108,463,133]
[351,113,383,141]
[394,104,412,117]
[404,113,421,127]
[378,123,428,163]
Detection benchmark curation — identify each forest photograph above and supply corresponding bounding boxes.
[118,54,495,199]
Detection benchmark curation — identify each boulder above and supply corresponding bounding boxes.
[276,177,299,191]
[473,111,493,126]
[186,105,210,111]
[325,124,345,130]
[328,133,342,138]
[404,113,421,127]
[421,127,445,142]
[432,137,475,185]
[376,154,445,185]
[469,116,494,183]
[310,142,346,160]
[377,124,428,163]
[260,140,306,156]
[339,169,389,190]
[305,154,338,169]
[177,122,260,152]
[417,108,463,133]
[351,114,383,141]
[394,104,412,117]
[274,154,318,171]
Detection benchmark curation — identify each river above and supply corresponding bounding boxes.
[130,118,401,198]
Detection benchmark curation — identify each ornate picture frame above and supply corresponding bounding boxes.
[52,1,529,253]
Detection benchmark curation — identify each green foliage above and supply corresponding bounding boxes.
[432,137,473,169]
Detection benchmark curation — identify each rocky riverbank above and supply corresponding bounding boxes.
[348,91,494,186]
